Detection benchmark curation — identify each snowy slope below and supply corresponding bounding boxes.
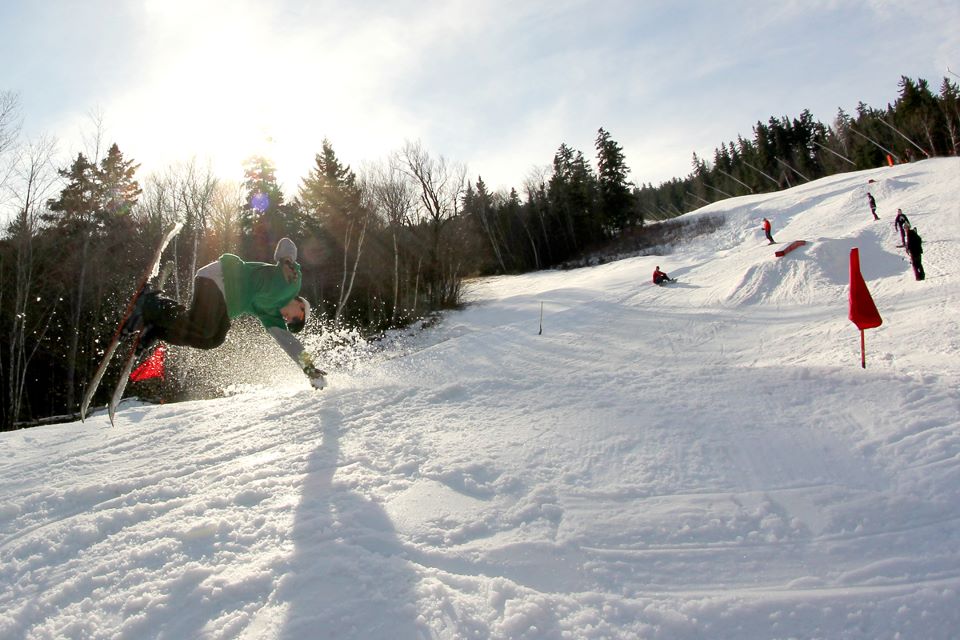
[2,158,959,639]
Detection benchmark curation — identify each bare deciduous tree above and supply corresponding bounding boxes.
[334,208,369,325]
[363,160,416,322]
[396,141,466,308]
[173,158,217,299]
[0,91,23,204]
[208,180,245,257]
[4,134,59,427]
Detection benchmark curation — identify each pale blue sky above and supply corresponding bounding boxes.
[2,0,958,194]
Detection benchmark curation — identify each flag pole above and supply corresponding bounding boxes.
[861,330,866,369]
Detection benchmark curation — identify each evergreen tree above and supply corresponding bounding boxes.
[549,143,599,255]
[595,128,635,232]
[791,109,827,180]
[893,76,942,159]
[44,153,100,231]
[44,144,143,412]
[99,143,142,219]
[462,176,507,273]
[938,78,960,156]
[298,139,370,322]
[298,139,363,227]
[240,155,292,258]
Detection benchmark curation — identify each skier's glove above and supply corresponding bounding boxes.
[308,372,327,390]
[299,352,327,390]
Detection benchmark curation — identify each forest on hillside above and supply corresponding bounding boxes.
[1,75,958,429]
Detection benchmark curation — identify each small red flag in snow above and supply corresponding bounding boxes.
[848,248,882,368]
[849,248,882,330]
[130,343,167,381]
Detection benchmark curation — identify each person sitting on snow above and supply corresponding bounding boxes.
[125,237,327,389]
[652,266,673,285]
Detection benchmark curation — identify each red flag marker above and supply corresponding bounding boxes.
[130,343,167,382]
[848,248,882,368]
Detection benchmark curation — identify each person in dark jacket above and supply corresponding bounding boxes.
[127,238,327,389]
[894,208,911,247]
[906,226,925,281]
[867,192,878,220]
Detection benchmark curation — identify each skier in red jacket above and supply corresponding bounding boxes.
[652,266,673,285]
[762,218,775,244]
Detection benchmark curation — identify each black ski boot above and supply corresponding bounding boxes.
[121,285,160,336]
[135,324,161,359]
[135,291,183,357]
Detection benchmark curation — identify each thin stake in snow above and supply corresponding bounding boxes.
[538,301,543,335]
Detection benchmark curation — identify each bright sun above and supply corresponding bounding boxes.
[113,0,411,192]
[118,4,316,188]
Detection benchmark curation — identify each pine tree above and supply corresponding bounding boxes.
[298,139,369,322]
[44,153,100,231]
[595,128,634,232]
[939,78,960,156]
[45,144,143,412]
[298,139,363,227]
[549,143,599,255]
[240,155,292,258]
[894,76,942,159]
[99,143,142,218]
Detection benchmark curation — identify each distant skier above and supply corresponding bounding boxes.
[894,208,911,247]
[762,218,775,244]
[652,266,673,285]
[126,237,327,389]
[867,192,879,220]
[905,226,925,281]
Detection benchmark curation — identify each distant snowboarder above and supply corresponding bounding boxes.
[652,266,674,285]
[762,218,775,244]
[906,227,925,281]
[894,208,911,247]
[126,237,328,389]
[867,192,879,220]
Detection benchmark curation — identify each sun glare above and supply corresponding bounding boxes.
[112,4,299,185]
[110,1,417,193]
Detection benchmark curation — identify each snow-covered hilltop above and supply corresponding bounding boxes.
[2,159,959,639]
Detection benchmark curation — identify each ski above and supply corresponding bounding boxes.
[108,336,146,426]
[107,262,175,426]
[80,222,182,422]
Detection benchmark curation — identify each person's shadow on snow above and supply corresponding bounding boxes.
[280,406,421,640]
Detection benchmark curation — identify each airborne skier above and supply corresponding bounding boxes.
[127,237,327,389]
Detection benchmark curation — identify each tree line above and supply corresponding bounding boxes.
[1,74,958,428]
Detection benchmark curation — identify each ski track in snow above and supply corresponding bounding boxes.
[2,158,960,638]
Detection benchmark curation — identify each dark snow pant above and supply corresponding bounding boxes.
[909,252,925,281]
[148,277,231,349]
[765,230,775,244]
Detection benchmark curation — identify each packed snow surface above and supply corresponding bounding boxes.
[2,159,960,639]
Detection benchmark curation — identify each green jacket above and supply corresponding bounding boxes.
[219,254,301,330]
